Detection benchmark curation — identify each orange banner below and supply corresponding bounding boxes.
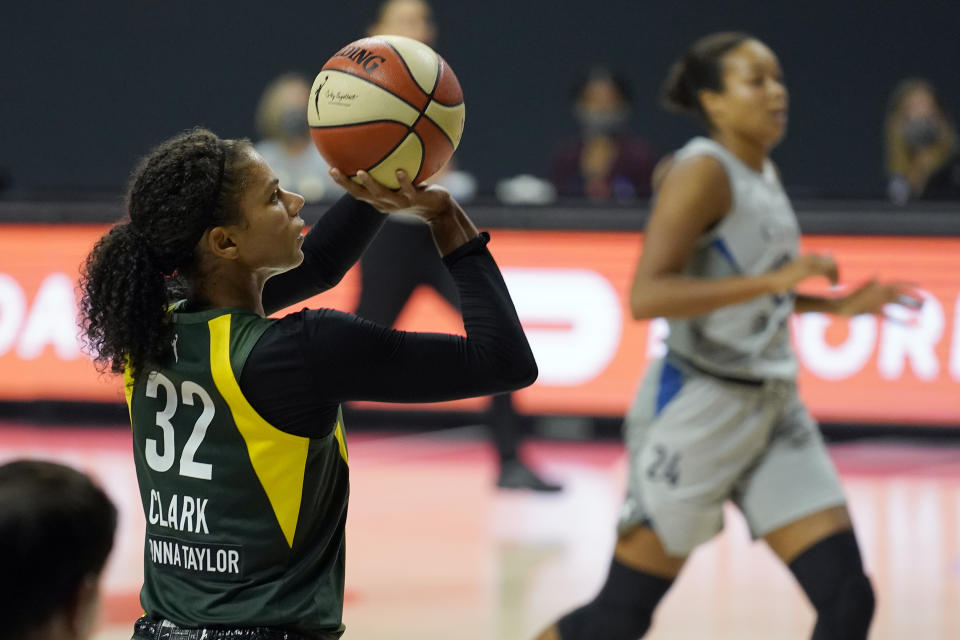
[0,225,958,424]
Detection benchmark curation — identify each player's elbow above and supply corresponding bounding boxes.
[630,289,660,320]
[498,347,539,391]
[315,266,345,290]
[513,356,539,390]
[630,274,675,320]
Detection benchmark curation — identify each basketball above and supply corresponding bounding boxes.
[308,35,465,189]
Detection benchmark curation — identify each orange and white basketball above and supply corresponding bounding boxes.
[308,35,465,189]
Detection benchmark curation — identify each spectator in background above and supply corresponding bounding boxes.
[254,73,342,203]
[885,78,960,203]
[356,0,559,492]
[0,459,117,640]
[366,0,477,200]
[549,67,658,200]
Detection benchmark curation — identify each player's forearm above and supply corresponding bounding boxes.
[260,195,386,314]
[424,198,479,256]
[629,273,779,319]
[301,194,388,285]
[793,294,841,314]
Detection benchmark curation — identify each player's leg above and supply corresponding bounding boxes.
[736,389,874,640]
[767,507,874,640]
[419,244,561,491]
[354,219,422,326]
[537,359,767,639]
[489,392,562,491]
[536,526,685,640]
[488,393,518,461]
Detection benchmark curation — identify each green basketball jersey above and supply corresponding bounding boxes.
[125,306,350,638]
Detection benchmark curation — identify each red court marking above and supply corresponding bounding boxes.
[520,321,575,332]
[103,593,142,624]
[0,426,948,639]
[828,442,960,478]
[0,424,130,448]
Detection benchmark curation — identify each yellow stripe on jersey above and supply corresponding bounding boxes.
[334,421,348,464]
[207,314,309,549]
[123,357,135,425]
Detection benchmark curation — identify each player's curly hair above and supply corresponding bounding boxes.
[79,128,254,377]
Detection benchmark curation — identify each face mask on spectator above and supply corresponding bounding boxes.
[577,108,629,137]
[279,108,309,140]
[902,117,941,149]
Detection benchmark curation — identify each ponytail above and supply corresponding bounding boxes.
[79,128,252,376]
[79,223,171,375]
[661,58,699,114]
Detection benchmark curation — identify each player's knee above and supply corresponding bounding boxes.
[839,571,876,630]
[810,570,875,640]
[789,531,875,640]
[556,600,652,640]
[555,558,671,640]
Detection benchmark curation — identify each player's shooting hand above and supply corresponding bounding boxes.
[835,280,922,317]
[768,253,839,293]
[330,168,456,222]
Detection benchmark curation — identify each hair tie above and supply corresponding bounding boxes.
[126,222,180,276]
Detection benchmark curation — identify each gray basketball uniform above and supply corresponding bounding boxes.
[619,137,846,556]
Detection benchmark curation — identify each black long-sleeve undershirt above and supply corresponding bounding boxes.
[243,221,538,438]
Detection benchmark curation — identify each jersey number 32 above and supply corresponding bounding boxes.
[144,371,215,480]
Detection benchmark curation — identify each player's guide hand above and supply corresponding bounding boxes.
[836,280,924,319]
[330,167,455,223]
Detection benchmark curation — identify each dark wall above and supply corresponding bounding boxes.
[3,1,959,196]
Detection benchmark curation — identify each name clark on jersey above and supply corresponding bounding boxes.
[148,489,209,534]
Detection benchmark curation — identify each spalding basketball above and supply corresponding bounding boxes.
[308,35,465,189]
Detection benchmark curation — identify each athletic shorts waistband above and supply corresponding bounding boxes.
[666,352,767,388]
[133,617,338,640]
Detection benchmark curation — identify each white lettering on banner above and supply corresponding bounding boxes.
[0,274,26,356]
[951,295,960,381]
[879,290,943,381]
[646,318,669,359]
[503,268,622,386]
[796,313,878,380]
[16,274,81,360]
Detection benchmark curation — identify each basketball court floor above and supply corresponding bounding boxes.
[1,421,957,639]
